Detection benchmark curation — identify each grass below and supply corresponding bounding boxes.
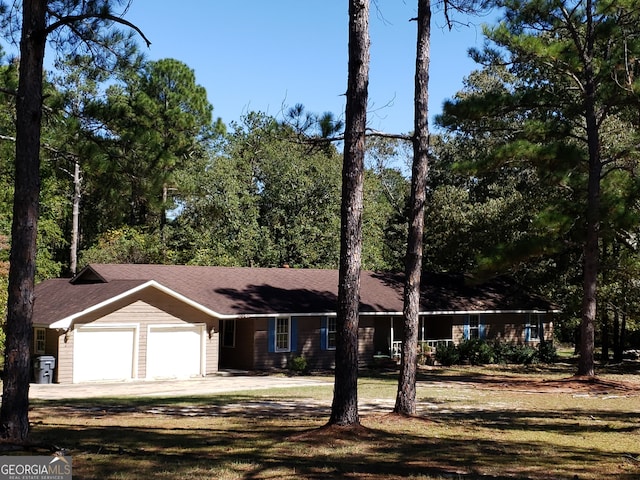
[16,363,640,479]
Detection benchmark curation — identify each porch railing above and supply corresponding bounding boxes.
[391,339,454,359]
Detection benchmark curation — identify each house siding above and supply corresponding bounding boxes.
[56,331,73,384]
[220,316,377,371]
[254,317,280,369]
[358,317,375,367]
[37,267,558,382]
[297,316,331,370]
[52,289,219,383]
[453,313,553,344]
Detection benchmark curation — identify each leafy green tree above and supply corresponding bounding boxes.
[83,57,218,239]
[170,112,342,268]
[362,137,410,272]
[80,226,165,265]
[362,167,408,271]
[48,54,115,274]
[168,142,264,267]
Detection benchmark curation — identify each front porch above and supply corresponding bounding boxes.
[373,315,455,363]
[390,339,454,361]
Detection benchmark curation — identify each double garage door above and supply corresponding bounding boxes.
[73,324,205,383]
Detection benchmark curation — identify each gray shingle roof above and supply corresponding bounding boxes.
[33,264,557,327]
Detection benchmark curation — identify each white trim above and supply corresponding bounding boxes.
[34,327,46,355]
[275,317,291,353]
[50,280,233,329]
[326,316,336,350]
[231,308,560,319]
[48,279,560,330]
[360,309,560,316]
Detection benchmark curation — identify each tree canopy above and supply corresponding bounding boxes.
[2,1,640,445]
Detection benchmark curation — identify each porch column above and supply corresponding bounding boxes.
[390,317,394,356]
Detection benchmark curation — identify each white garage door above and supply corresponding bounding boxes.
[146,325,204,379]
[74,325,137,383]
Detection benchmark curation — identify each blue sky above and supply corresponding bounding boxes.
[122,1,494,135]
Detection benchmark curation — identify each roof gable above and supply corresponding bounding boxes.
[71,265,108,284]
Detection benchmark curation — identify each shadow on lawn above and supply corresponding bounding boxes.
[30,411,640,480]
[427,406,640,435]
[26,365,640,478]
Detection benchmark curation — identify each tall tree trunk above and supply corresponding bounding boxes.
[577,0,600,378]
[161,182,168,260]
[394,0,431,416]
[612,308,622,363]
[600,307,609,364]
[578,111,599,378]
[70,159,81,276]
[1,0,47,444]
[329,0,369,427]
[619,312,626,361]
[600,242,608,364]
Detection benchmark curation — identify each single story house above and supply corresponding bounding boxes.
[31,264,558,383]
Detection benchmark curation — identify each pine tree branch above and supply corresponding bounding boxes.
[0,87,17,97]
[0,133,80,160]
[366,129,413,141]
[44,13,151,47]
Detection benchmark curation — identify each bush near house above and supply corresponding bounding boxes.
[434,339,558,366]
[288,355,308,374]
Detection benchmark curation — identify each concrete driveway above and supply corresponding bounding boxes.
[29,372,334,400]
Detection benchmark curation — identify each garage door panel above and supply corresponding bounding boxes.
[146,325,204,379]
[74,326,136,382]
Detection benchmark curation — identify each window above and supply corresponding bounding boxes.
[268,317,297,353]
[464,314,485,340]
[34,327,46,354]
[469,314,480,339]
[526,314,543,342]
[326,317,337,350]
[221,319,236,348]
[275,317,290,352]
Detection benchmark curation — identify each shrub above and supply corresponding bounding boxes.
[492,340,515,364]
[435,340,556,367]
[537,341,558,363]
[509,344,538,365]
[435,343,459,366]
[457,339,493,365]
[289,355,308,373]
[475,341,494,365]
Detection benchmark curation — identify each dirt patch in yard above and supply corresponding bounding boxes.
[452,374,640,395]
[410,361,640,396]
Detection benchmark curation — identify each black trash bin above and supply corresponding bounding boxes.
[33,355,56,384]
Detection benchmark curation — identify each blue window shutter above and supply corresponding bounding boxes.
[268,318,275,353]
[320,317,327,351]
[525,316,531,342]
[479,315,486,339]
[463,315,470,340]
[291,317,298,352]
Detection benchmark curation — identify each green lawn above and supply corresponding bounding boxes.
[20,363,640,479]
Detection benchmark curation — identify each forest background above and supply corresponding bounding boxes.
[1,0,639,363]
